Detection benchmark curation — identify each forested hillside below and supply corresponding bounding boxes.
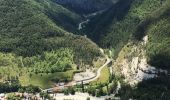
[143,1,170,69]
[0,0,170,98]
[0,0,101,65]
[111,0,170,99]
[35,0,82,32]
[54,0,116,14]
[83,0,166,56]
[0,0,102,89]
[129,0,170,69]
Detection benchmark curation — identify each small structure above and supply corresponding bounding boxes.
[0,93,5,100]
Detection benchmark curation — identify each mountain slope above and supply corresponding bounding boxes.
[112,0,170,99]
[53,0,116,14]
[133,0,170,69]
[144,1,170,69]
[83,0,166,56]
[0,0,101,65]
[35,0,82,33]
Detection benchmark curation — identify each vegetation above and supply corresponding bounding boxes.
[0,80,21,93]
[40,92,51,99]
[0,0,101,65]
[53,0,115,14]
[35,0,82,33]
[0,66,76,89]
[0,80,40,94]
[0,48,76,89]
[118,76,170,100]
[22,70,76,89]
[63,87,76,95]
[111,1,170,99]
[83,0,166,57]
[133,0,170,69]
[0,0,170,99]
[145,1,170,69]
[24,48,74,73]
[0,0,102,89]
[146,17,170,69]
[90,66,110,84]
[85,74,118,97]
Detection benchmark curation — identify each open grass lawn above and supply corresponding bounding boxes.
[90,66,110,85]
[0,66,76,89]
[20,70,76,89]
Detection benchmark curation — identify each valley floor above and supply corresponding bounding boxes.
[43,50,112,92]
[50,92,119,100]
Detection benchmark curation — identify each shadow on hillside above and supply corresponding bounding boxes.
[83,0,134,45]
[117,75,170,100]
[53,0,114,14]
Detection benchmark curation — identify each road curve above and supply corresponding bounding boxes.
[78,19,90,30]
[75,55,111,84]
[43,49,112,91]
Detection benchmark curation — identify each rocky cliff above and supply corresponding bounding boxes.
[113,36,168,85]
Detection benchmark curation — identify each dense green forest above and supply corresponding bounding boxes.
[0,0,101,89]
[132,0,170,69]
[0,0,170,99]
[23,48,74,73]
[35,0,82,33]
[145,1,170,69]
[53,0,115,14]
[113,0,170,99]
[0,0,101,65]
[83,0,165,56]
[82,0,169,69]
[118,76,170,100]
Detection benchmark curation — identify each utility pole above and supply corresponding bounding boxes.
[81,81,84,93]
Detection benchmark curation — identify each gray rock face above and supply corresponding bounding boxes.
[54,0,114,14]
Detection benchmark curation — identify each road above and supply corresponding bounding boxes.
[43,49,112,91]
[75,55,111,84]
[78,19,90,30]
[28,48,122,100]
[78,9,107,30]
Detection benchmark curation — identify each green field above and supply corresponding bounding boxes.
[20,70,76,89]
[90,66,110,85]
[0,49,77,89]
[0,66,76,89]
[0,51,103,89]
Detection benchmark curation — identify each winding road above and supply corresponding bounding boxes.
[75,55,111,84]
[42,49,122,100]
[78,9,108,30]
[43,49,112,92]
[78,19,90,30]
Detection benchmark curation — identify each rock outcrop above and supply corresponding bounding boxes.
[113,36,168,85]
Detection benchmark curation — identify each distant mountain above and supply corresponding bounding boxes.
[54,0,116,14]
